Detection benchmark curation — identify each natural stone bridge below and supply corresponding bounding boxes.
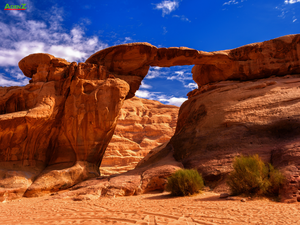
[1,34,300,200]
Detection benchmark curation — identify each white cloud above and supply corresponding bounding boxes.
[185,83,198,89]
[136,90,187,107]
[285,0,300,4]
[279,9,288,18]
[163,26,168,35]
[277,2,300,21]
[167,70,184,79]
[158,96,187,107]
[0,3,109,87]
[146,67,164,79]
[223,0,238,5]
[0,6,108,68]
[5,67,27,80]
[153,66,162,70]
[140,81,152,89]
[139,66,196,106]
[167,70,197,89]
[146,66,197,90]
[223,0,244,6]
[114,37,133,45]
[155,0,179,16]
[0,73,29,87]
[173,15,191,22]
[135,90,156,98]
[124,37,132,42]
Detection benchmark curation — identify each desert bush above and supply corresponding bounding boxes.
[165,169,204,196]
[266,163,285,196]
[227,154,284,196]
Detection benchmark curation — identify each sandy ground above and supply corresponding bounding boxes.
[0,192,299,225]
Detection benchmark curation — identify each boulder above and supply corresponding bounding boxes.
[18,53,55,78]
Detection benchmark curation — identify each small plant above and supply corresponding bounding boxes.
[266,163,285,196]
[227,154,285,196]
[165,169,204,196]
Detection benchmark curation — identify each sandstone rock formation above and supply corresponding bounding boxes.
[171,75,300,192]
[86,34,300,201]
[1,34,300,201]
[86,34,300,98]
[101,97,179,175]
[90,74,300,201]
[192,34,300,87]
[59,142,183,197]
[0,53,129,199]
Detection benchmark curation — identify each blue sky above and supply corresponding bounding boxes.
[0,0,300,106]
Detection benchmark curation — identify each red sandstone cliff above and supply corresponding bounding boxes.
[1,34,300,202]
[101,97,179,175]
[0,53,129,199]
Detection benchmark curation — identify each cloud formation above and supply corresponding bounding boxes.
[285,0,300,4]
[173,15,191,22]
[158,96,187,106]
[223,0,244,6]
[137,66,195,106]
[114,37,133,45]
[167,70,198,89]
[135,90,187,107]
[155,0,179,16]
[146,67,198,89]
[140,81,152,89]
[0,6,107,67]
[146,67,166,79]
[135,90,156,98]
[0,73,29,86]
[0,2,109,87]
[277,0,300,22]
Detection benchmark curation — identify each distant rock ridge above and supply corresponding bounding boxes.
[0,34,300,201]
[101,97,179,176]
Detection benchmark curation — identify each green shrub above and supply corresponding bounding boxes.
[165,169,204,196]
[267,163,285,196]
[227,154,284,196]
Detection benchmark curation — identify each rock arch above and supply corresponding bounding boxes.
[85,34,300,98]
[0,34,300,199]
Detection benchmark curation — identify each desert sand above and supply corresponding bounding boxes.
[1,192,299,225]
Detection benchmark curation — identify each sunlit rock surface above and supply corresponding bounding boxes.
[1,34,300,201]
[0,53,129,199]
[101,97,179,175]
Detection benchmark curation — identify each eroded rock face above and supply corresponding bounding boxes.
[57,142,183,198]
[101,97,179,175]
[0,53,129,199]
[2,34,300,201]
[192,34,300,86]
[169,75,300,200]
